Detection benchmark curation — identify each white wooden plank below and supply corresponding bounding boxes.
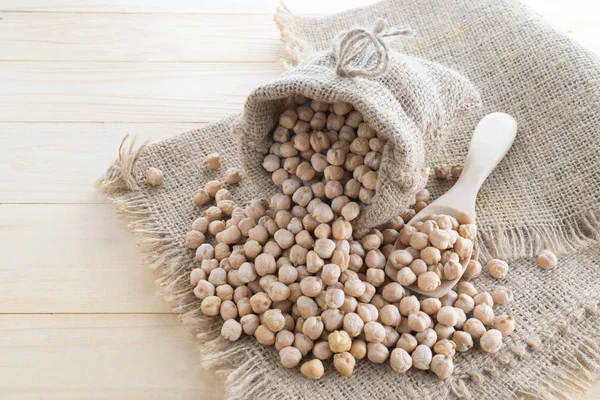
[0,13,280,62]
[0,314,224,400]
[0,0,277,13]
[0,123,200,203]
[0,62,281,122]
[0,203,177,313]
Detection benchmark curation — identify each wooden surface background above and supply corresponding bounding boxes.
[0,0,598,398]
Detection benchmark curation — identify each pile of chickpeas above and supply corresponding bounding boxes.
[183,96,516,380]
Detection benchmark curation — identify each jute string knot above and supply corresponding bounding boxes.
[334,18,413,78]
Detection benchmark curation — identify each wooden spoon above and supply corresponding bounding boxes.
[384,112,518,297]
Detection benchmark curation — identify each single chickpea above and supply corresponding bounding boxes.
[492,286,513,305]
[296,296,319,319]
[193,189,210,207]
[367,342,389,364]
[348,340,366,360]
[321,263,341,286]
[314,238,336,259]
[389,348,412,374]
[452,331,473,352]
[216,284,234,301]
[389,249,414,268]
[193,280,215,300]
[493,315,516,336]
[378,304,401,327]
[328,330,352,353]
[249,292,272,314]
[417,271,441,292]
[344,179,361,198]
[265,282,291,302]
[429,229,451,250]
[457,210,477,224]
[420,298,442,316]
[312,341,333,360]
[279,346,302,368]
[302,316,324,340]
[191,217,209,234]
[381,282,405,303]
[146,167,164,186]
[200,296,221,316]
[433,339,456,357]
[454,294,475,314]
[409,232,430,250]
[409,259,428,275]
[333,352,356,376]
[195,243,214,262]
[254,324,276,345]
[299,276,323,297]
[412,344,433,370]
[357,122,377,139]
[396,333,417,353]
[537,249,558,270]
[463,260,482,280]
[279,109,298,129]
[459,224,477,241]
[454,237,473,260]
[487,259,509,279]
[421,247,442,265]
[437,306,458,327]
[430,354,454,380]
[473,303,495,325]
[408,311,431,333]
[219,300,238,320]
[190,268,207,287]
[358,187,375,205]
[300,359,324,380]
[480,329,503,353]
[186,230,205,249]
[396,267,417,286]
[457,281,478,297]
[240,314,260,335]
[443,259,462,280]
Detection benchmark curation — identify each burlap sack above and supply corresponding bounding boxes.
[98,0,600,398]
[236,19,481,232]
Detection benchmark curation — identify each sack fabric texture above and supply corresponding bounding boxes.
[235,18,481,233]
[98,0,600,398]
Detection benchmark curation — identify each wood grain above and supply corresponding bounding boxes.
[0,314,224,400]
[0,62,281,122]
[0,123,200,203]
[0,0,277,13]
[0,12,281,62]
[0,203,174,313]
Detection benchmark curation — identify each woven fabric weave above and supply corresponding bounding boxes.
[98,0,600,398]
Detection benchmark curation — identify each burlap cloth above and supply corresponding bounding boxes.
[98,0,600,398]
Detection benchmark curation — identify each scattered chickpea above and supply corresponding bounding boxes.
[480,329,503,353]
[300,359,324,380]
[390,348,413,373]
[492,286,513,305]
[537,250,558,270]
[487,259,509,279]
[430,354,454,379]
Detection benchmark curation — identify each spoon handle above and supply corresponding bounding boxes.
[436,112,518,211]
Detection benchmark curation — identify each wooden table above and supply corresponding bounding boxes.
[0,0,598,398]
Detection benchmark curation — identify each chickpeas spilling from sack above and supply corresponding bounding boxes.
[185,95,517,380]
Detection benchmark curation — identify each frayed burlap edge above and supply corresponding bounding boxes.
[97,136,600,399]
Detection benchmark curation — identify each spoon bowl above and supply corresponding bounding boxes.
[385,112,518,297]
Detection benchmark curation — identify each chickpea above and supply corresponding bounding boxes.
[421,247,442,265]
[200,296,221,316]
[443,259,462,280]
[463,260,482,280]
[366,268,385,287]
[411,344,433,370]
[312,341,333,360]
[250,292,272,314]
[480,329,503,353]
[408,311,431,333]
[146,167,164,186]
[300,359,324,380]
[433,339,456,357]
[420,298,442,316]
[430,354,454,379]
[296,296,318,319]
[409,259,428,275]
[333,352,356,376]
[437,306,458,327]
[455,294,475,314]
[344,179,361,198]
[417,271,441,292]
[434,323,455,340]
[493,315,516,336]
[240,314,260,335]
[279,346,302,368]
[379,304,401,327]
[473,303,495,325]
[389,249,414,268]
[459,224,477,241]
[457,210,477,224]
[537,249,558,270]
[487,259,509,279]
[492,286,513,305]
